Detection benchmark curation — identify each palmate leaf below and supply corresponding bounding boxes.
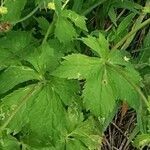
[0,31,41,95]
[0,38,99,149]
[53,54,117,117]
[0,82,100,149]
[0,76,79,148]
[63,119,101,150]
[53,34,141,118]
[0,83,66,148]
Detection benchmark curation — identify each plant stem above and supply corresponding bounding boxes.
[12,5,40,25]
[106,63,149,108]
[112,18,150,50]
[42,17,55,45]
[82,0,106,15]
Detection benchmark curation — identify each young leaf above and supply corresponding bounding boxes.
[35,17,50,35]
[108,7,117,26]
[113,13,135,43]
[55,16,77,43]
[116,13,135,36]
[82,33,109,58]
[62,9,88,31]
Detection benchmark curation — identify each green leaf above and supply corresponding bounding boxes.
[0,41,79,147]
[62,9,88,31]
[0,66,40,94]
[0,31,33,51]
[0,84,64,147]
[114,13,135,43]
[53,51,141,117]
[112,0,142,12]
[51,78,79,105]
[71,118,101,149]
[53,0,62,15]
[0,78,83,149]
[48,38,76,54]
[35,17,50,35]
[107,65,140,110]
[57,107,102,150]
[83,67,116,117]
[55,16,77,43]
[133,134,150,148]
[52,54,101,80]
[0,31,34,68]
[117,13,135,35]
[26,43,59,74]
[108,7,117,26]
[0,134,20,150]
[0,49,21,68]
[82,33,109,58]
[2,0,27,23]
[139,31,150,63]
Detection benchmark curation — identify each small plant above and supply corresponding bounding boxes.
[0,0,150,149]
